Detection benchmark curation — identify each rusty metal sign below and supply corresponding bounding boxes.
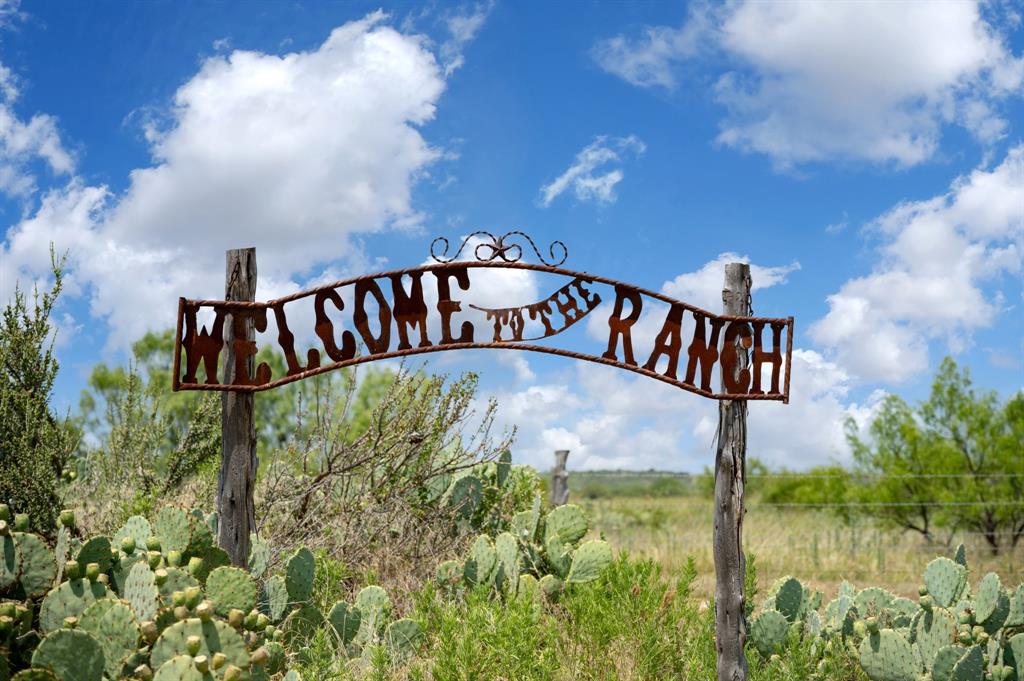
[173,232,794,401]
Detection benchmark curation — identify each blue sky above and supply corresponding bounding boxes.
[1,0,1021,471]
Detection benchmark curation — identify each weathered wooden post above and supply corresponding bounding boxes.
[714,263,751,681]
[219,248,258,566]
[551,449,570,506]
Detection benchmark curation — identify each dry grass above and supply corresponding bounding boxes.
[580,496,1023,600]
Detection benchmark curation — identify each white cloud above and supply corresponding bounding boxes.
[810,146,1023,382]
[538,135,645,207]
[589,5,709,90]
[661,252,800,312]
[440,2,493,76]
[593,1,1024,168]
[0,63,74,198]
[4,13,450,350]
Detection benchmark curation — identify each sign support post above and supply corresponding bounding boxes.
[714,262,751,681]
[218,247,258,566]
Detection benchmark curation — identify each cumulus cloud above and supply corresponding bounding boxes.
[3,13,453,349]
[593,1,1024,168]
[538,135,645,207]
[810,146,1023,382]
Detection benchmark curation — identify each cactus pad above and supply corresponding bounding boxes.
[153,656,214,681]
[124,562,161,622]
[78,600,140,679]
[39,579,109,633]
[464,536,496,587]
[924,558,968,609]
[566,540,613,584]
[976,572,1010,633]
[75,538,112,575]
[774,577,804,623]
[749,610,788,658]
[113,517,152,554]
[543,505,588,546]
[261,575,289,623]
[151,618,248,673]
[494,532,518,593]
[1006,585,1024,628]
[15,533,57,599]
[434,560,461,592]
[854,587,896,618]
[53,527,70,583]
[858,630,918,681]
[510,494,541,544]
[282,603,323,648]
[157,568,199,606]
[246,536,270,579]
[914,607,956,672]
[284,548,314,604]
[327,602,360,647]
[385,619,421,660]
[443,475,483,520]
[353,586,390,646]
[950,645,983,681]
[153,509,192,556]
[11,671,60,681]
[538,574,562,599]
[31,629,105,681]
[0,533,17,592]
[205,567,257,617]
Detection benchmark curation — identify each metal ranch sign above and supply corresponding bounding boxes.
[173,232,793,401]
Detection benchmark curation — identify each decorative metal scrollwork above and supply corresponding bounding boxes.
[430,231,568,267]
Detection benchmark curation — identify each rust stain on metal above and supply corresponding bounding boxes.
[173,233,795,402]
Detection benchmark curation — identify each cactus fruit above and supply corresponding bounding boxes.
[151,619,248,673]
[858,630,918,681]
[284,548,314,604]
[565,540,613,584]
[57,512,74,530]
[14,515,29,532]
[749,610,789,658]
[15,533,57,599]
[205,568,257,617]
[31,629,105,681]
[77,600,140,679]
[39,579,109,633]
[327,602,360,648]
[155,568,198,608]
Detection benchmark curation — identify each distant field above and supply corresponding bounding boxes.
[565,472,1022,601]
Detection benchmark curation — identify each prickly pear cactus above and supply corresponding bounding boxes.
[749,610,789,658]
[31,629,105,681]
[205,568,257,617]
[463,536,496,587]
[494,533,519,593]
[914,607,956,671]
[443,475,483,520]
[150,618,248,673]
[152,655,214,681]
[77,600,140,679]
[156,568,199,606]
[153,509,192,557]
[543,505,588,546]
[975,572,1010,634]
[327,602,361,647]
[75,538,112,575]
[950,645,984,680]
[284,548,314,604]
[261,575,289,623]
[123,562,160,623]
[1,531,18,592]
[858,630,918,681]
[113,517,151,552]
[353,586,390,647]
[39,579,109,633]
[246,536,270,580]
[384,619,422,661]
[14,533,57,599]
[773,577,805,623]
[565,541,612,584]
[924,558,968,609]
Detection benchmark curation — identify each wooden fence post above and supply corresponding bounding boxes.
[551,450,570,506]
[714,263,751,681]
[219,248,258,566]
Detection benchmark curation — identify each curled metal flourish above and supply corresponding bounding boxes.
[430,231,568,266]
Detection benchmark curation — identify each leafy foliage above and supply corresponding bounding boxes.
[0,251,77,532]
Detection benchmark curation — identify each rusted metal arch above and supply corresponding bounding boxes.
[174,261,792,402]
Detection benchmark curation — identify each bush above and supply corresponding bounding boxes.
[0,252,76,532]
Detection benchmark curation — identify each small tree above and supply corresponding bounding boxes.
[0,251,77,531]
[846,357,1024,553]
